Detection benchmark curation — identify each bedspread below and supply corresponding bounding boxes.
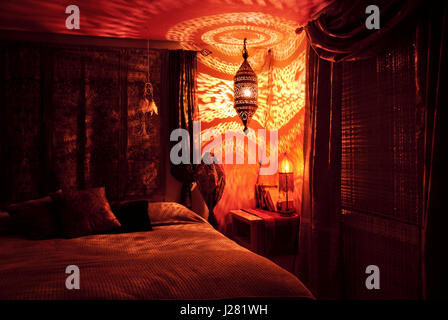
[0,202,313,300]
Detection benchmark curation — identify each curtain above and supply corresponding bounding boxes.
[295,46,342,299]
[194,153,226,228]
[297,1,445,299]
[305,0,422,62]
[339,34,421,299]
[168,50,198,208]
[167,51,226,226]
[416,2,446,299]
[0,44,164,204]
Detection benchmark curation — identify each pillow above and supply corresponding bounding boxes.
[111,200,152,233]
[51,187,121,238]
[147,202,208,226]
[6,196,60,240]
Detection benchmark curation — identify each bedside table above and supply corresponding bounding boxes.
[229,209,264,254]
[228,209,300,271]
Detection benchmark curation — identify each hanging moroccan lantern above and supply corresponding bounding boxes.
[234,38,258,133]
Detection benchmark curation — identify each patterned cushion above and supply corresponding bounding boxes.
[51,187,121,238]
[194,155,226,227]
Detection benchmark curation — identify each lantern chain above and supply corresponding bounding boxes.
[242,38,248,60]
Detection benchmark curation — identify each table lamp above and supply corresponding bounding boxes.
[278,154,295,214]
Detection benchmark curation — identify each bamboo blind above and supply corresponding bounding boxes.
[341,37,420,226]
[340,33,422,299]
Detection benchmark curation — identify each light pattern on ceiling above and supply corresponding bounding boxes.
[167,12,303,77]
[0,0,332,41]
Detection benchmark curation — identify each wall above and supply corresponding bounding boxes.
[196,33,307,232]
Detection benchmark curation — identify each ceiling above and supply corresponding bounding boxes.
[0,0,331,40]
[0,0,331,77]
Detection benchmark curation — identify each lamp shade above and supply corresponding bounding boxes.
[234,38,258,132]
[279,155,293,173]
[279,154,293,192]
[279,172,294,193]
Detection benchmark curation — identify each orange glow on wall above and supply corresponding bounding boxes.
[169,12,307,231]
[196,53,306,131]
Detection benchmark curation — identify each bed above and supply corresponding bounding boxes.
[0,202,313,300]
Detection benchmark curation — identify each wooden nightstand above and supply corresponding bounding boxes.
[228,209,300,271]
[229,209,264,254]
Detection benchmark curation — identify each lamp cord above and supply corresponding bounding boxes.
[242,38,248,60]
[146,39,150,81]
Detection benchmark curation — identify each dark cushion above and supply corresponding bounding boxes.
[111,200,152,233]
[6,196,60,240]
[0,211,12,235]
[51,187,121,238]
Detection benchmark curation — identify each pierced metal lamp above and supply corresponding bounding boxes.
[234,38,258,133]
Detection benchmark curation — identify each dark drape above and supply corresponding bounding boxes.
[167,51,226,226]
[416,2,446,299]
[338,36,421,299]
[0,42,164,204]
[194,153,226,228]
[305,0,422,62]
[297,0,445,299]
[168,50,198,208]
[296,46,342,299]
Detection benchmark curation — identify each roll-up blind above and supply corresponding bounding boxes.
[340,32,422,299]
[341,35,420,226]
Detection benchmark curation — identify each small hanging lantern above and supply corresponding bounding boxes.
[234,38,258,133]
[142,81,157,115]
[140,39,158,116]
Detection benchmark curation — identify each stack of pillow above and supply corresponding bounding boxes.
[2,187,152,240]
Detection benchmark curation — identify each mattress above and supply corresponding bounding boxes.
[0,202,313,300]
